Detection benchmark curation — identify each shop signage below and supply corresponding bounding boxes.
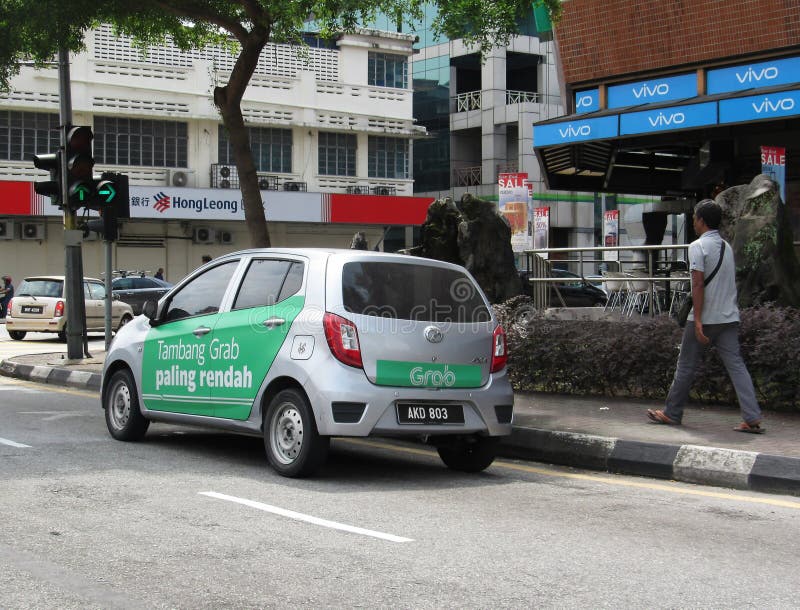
[619,102,717,135]
[575,89,599,114]
[719,90,800,124]
[607,73,697,109]
[498,172,532,252]
[761,145,786,204]
[533,115,618,147]
[707,56,800,95]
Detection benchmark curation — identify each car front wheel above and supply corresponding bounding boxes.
[104,368,149,441]
[436,436,499,472]
[264,388,328,478]
[8,330,26,341]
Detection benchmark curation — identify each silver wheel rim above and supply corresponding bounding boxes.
[270,403,304,465]
[108,380,131,430]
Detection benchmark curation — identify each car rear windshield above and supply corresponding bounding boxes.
[17,279,63,298]
[342,262,490,323]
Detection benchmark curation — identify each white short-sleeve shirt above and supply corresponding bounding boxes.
[687,230,740,324]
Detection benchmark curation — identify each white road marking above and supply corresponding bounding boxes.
[199,491,413,543]
[18,411,87,421]
[0,437,31,448]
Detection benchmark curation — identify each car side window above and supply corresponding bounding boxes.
[135,278,158,289]
[90,282,107,299]
[233,259,293,310]
[164,261,238,322]
[114,278,133,290]
[83,282,93,300]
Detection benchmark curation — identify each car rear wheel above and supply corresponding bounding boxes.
[8,330,26,341]
[58,326,67,342]
[116,314,133,332]
[104,368,149,441]
[436,436,499,473]
[264,388,328,478]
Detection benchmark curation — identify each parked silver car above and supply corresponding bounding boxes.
[101,249,513,477]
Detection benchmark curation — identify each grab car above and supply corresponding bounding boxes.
[101,249,514,477]
[5,275,134,341]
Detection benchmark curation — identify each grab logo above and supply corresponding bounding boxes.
[409,365,456,387]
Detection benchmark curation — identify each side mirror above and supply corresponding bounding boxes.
[142,300,158,321]
[111,291,120,300]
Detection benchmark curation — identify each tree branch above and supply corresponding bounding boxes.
[152,0,250,42]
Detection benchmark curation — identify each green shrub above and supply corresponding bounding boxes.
[494,297,800,411]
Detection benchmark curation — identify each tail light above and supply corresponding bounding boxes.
[54,300,65,318]
[490,325,508,373]
[5,298,11,316]
[323,312,363,368]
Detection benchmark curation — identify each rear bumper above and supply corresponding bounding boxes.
[6,317,65,333]
[304,357,515,437]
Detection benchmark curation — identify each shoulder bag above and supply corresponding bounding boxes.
[676,242,725,328]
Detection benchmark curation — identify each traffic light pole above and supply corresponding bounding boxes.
[58,48,89,360]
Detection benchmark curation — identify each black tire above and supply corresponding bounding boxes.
[104,368,149,441]
[116,314,133,333]
[264,388,328,478]
[58,327,67,342]
[437,436,499,473]
[8,330,26,341]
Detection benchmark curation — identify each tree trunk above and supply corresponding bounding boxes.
[213,35,271,248]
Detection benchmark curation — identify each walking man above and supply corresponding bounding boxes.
[647,199,764,433]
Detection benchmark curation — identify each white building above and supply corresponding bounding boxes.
[0,25,431,282]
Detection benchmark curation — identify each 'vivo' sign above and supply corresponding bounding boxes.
[574,89,599,114]
[608,73,697,109]
[533,115,618,147]
[719,91,800,124]
[708,56,800,94]
[620,102,717,135]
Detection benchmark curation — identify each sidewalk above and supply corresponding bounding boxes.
[2,351,799,496]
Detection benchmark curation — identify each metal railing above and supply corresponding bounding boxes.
[522,244,691,315]
[506,90,539,105]
[454,91,482,112]
[453,165,482,186]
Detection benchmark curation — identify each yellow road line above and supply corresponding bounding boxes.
[0,376,97,399]
[339,438,800,510]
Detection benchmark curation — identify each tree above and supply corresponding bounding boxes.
[0,0,561,247]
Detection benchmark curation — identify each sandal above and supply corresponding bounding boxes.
[734,421,765,434]
[647,409,680,425]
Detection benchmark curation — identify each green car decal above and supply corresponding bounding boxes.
[375,360,483,388]
[142,295,305,419]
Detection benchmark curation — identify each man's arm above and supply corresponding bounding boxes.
[691,269,710,345]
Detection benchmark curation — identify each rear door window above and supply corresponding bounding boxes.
[89,282,107,299]
[233,259,304,310]
[342,262,489,322]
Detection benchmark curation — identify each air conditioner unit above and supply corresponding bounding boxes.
[257,175,279,191]
[375,186,394,196]
[21,222,45,240]
[219,230,233,245]
[283,181,307,192]
[168,169,193,187]
[193,226,217,244]
[347,185,369,195]
[0,219,13,240]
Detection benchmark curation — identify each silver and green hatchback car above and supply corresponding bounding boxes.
[101,249,513,477]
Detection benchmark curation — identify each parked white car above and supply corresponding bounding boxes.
[5,275,134,341]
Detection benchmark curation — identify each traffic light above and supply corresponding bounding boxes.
[32,152,61,206]
[65,125,95,211]
[84,172,129,241]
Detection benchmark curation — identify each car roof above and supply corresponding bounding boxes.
[23,275,103,282]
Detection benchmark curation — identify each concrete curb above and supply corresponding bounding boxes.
[3,357,799,497]
[0,358,101,391]
[499,425,800,497]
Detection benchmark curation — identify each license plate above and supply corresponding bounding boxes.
[396,404,464,425]
[21,306,43,314]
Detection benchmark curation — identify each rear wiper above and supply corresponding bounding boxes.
[18,292,37,300]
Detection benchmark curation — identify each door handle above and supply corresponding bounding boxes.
[193,326,212,337]
[262,317,286,329]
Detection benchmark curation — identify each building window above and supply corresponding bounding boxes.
[218,126,292,173]
[368,136,409,179]
[318,132,356,176]
[94,117,188,167]
[368,52,408,89]
[0,111,60,162]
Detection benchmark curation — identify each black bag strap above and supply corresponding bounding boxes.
[703,242,726,286]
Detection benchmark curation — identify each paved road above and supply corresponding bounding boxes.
[2,375,800,608]
[0,323,106,361]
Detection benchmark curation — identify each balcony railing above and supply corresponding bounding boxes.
[455,91,482,112]
[454,166,482,186]
[506,90,539,105]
